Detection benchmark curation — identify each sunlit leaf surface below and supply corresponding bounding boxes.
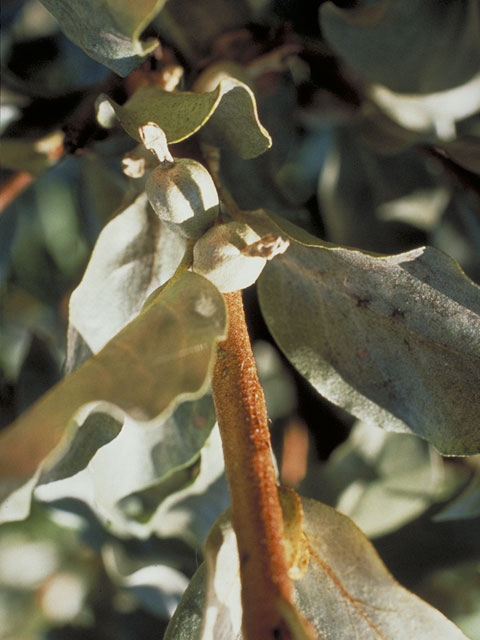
[0,272,227,482]
[166,496,467,639]
[252,211,480,455]
[39,0,167,76]
[96,79,272,158]
[68,193,185,357]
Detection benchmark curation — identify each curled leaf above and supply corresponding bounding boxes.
[96,78,272,158]
[0,272,227,483]
[39,0,167,76]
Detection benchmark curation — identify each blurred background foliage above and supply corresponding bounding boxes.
[1,0,479,638]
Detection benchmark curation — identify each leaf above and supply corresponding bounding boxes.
[0,132,64,174]
[434,472,480,522]
[300,421,466,537]
[35,420,227,542]
[155,0,250,63]
[103,542,189,618]
[252,211,480,455]
[296,497,468,638]
[320,0,480,94]
[164,563,206,640]
[167,495,468,639]
[147,425,229,548]
[317,130,447,252]
[0,272,227,483]
[67,192,185,356]
[96,79,272,158]
[39,0,167,76]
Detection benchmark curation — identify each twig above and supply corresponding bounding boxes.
[211,290,296,640]
[0,171,34,214]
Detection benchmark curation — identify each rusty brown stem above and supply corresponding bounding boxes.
[0,172,34,214]
[211,290,295,640]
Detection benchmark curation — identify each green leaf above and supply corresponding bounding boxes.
[320,0,480,94]
[296,497,468,638]
[39,0,167,76]
[300,421,466,537]
[253,211,480,455]
[96,79,272,158]
[0,132,64,174]
[168,496,467,638]
[67,193,185,357]
[164,563,206,640]
[102,541,189,618]
[317,130,447,252]
[155,0,250,63]
[0,272,227,484]
[36,420,227,543]
[434,472,480,522]
[147,425,228,548]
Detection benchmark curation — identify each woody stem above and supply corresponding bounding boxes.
[211,290,295,640]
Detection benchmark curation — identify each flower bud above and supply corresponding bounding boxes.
[192,222,268,292]
[146,158,219,239]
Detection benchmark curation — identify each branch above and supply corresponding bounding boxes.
[211,290,296,640]
[0,171,34,214]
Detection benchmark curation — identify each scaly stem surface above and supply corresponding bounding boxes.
[211,290,295,640]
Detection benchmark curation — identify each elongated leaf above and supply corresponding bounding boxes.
[167,495,467,638]
[68,193,185,356]
[0,272,227,483]
[39,0,166,76]
[320,0,480,94]
[251,211,480,455]
[0,132,64,174]
[96,79,272,158]
[296,497,467,638]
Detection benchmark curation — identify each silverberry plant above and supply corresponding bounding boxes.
[1,1,480,639]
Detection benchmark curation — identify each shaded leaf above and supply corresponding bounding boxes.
[441,137,480,175]
[96,79,271,158]
[39,0,166,76]
[320,0,480,94]
[252,211,480,455]
[0,272,227,482]
[168,496,467,638]
[155,0,250,63]
[148,425,229,548]
[103,542,189,618]
[35,419,227,542]
[0,131,64,174]
[300,421,466,537]
[434,472,480,522]
[164,563,206,640]
[317,129,446,252]
[366,75,480,143]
